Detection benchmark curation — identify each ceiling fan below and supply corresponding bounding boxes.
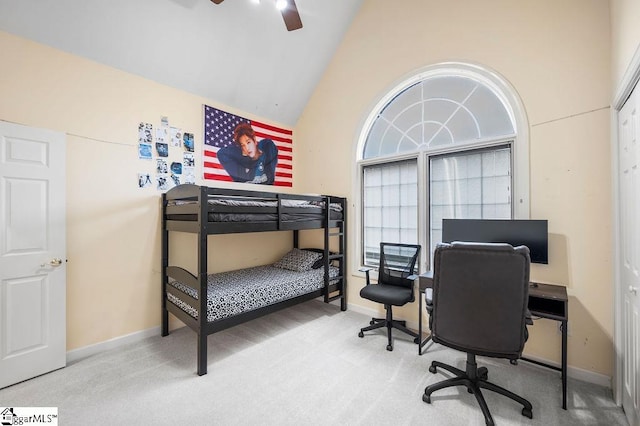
[210,0,303,32]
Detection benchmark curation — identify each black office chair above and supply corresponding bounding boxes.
[422,242,533,426]
[358,242,421,351]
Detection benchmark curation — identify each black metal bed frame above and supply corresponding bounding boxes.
[161,184,347,375]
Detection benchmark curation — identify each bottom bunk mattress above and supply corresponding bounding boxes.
[167,265,340,323]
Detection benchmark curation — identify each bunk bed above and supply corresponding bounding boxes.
[161,184,347,375]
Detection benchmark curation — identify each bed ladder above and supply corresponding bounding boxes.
[323,196,347,311]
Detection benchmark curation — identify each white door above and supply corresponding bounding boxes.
[619,86,640,426]
[0,121,66,389]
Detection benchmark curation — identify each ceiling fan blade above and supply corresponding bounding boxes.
[210,0,224,4]
[281,0,303,31]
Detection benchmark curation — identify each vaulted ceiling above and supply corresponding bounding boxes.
[0,0,363,126]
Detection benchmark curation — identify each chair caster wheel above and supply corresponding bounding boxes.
[413,337,420,344]
[370,320,375,325]
[422,393,431,403]
[386,345,393,351]
[358,331,364,338]
[521,407,533,419]
[429,365,437,374]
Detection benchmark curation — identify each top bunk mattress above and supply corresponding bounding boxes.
[166,195,344,222]
[168,197,342,211]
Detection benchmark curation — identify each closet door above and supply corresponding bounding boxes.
[618,85,640,426]
[0,121,66,389]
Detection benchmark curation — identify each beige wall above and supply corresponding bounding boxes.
[0,31,293,350]
[611,0,640,90]
[296,0,613,376]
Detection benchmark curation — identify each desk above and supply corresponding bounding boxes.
[417,271,568,410]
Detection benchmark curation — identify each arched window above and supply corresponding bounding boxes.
[356,63,529,269]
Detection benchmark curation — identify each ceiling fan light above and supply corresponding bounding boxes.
[275,0,287,11]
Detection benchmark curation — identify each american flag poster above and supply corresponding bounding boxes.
[203,104,293,187]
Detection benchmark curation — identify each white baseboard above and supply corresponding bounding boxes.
[348,303,386,321]
[347,302,612,389]
[66,326,162,364]
[520,353,612,388]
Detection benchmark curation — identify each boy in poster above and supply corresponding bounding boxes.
[217,122,278,184]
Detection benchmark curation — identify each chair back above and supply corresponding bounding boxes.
[431,242,530,359]
[378,243,421,290]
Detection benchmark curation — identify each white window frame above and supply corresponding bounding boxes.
[353,62,530,273]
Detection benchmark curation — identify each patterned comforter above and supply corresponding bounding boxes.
[167,265,339,323]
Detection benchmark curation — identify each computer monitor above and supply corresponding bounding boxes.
[441,219,549,264]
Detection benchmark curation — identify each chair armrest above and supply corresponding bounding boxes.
[358,267,373,285]
[424,288,433,309]
[525,308,534,325]
[407,274,419,291]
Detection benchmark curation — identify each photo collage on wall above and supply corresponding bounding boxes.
[137,116,196,190]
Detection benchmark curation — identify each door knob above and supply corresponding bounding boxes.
[41,258,63,267]
[630,286,638,294]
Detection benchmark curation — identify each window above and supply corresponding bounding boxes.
[363,159,418,266]
[357,63,529,270]
[429,146,512,256]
